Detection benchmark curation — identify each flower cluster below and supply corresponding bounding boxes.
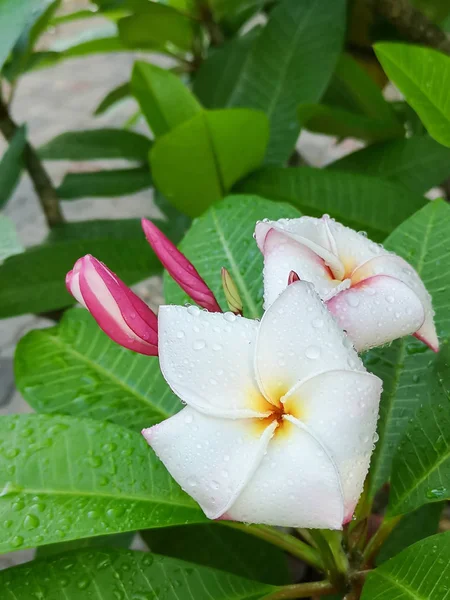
[66,215,437,529]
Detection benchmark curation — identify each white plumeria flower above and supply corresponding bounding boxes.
[142,282,382,529]
[255,216,438,353]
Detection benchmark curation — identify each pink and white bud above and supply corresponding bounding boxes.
[288,270,300,285]
[142,218,221,313]
[221,267,243,315]
[66,255,158,355]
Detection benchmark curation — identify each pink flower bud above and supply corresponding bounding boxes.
[66,255,158,355]
[142,218,221,313]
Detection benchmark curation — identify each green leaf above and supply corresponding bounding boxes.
[329,136,450,195]
[50,8,100,26]
[228,0,346,163]
[361,533,450,600]
[15,308,180,431]
[366,200,450,496]
[164,195,301,318]
[57,167,152,199]
[39,129,151,162]
[151,109,269,217]
[237,166,426,240]
[118,5,195,52]
[0,548,274,599]
[142,524,290,585]
[6,0,60,80]
[36,532,135,559]
[132,60,201,137]
[0,0,50,70]
[297,103,403,143]
[193,30,258,108]
[0,125,27,209]
[377,503,443,564]
[94,81,131,116]
[0,215,23,263]
[323,53,400,121]
[386,341,450,516]
[0,414,206,552]
[375,43,450,148]
[0,219,162,318]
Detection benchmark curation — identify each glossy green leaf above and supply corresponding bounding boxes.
[118,5,195,51]
[39,129,151,162]
[0,219,162,318]
[367,200,450,496]
[329,136,450,194]
[237,166,426,240]
[361,533,450,599]
[57,167,152,199]
[0,548,274,599]
[297,103,403,143]
[0,0,50,70]
[377,503,443,564]
[142,524,290,584]
[0,125,26,209]
[0,414,205,553]
[193,30,258,108]
[375,43,450,147]
[151,109,269,217]
[0,215,23,264]
[94,81,130,116]
[15,308,180,431]
[228,0,346,163]
[209,0,264,33]
[36,532,135,559]
[164,195,301,318]
[386,341,450,516]
[132,61,201,136]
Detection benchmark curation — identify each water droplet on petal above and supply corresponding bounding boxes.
[305,346,320,360]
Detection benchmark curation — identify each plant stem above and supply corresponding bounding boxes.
[362,515,402,567]
[376,0,450,55]
[0,97,63,227]
[222,522,324,571]
[265,580,336,599]
[309,530,349,590]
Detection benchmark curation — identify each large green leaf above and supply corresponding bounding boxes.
[0,219,162,318]
[377,503,443,564]
[0,215,23,263]
[164,195,301,318]
[193,30,259,108]
[0,549,274,599]
[132,60,201,136]
[15,308,180,431]
[36,532,135,559]
[386,341,450,516]
[151,109,269,217]
[361,533,450,599]
[237,166,426,240]
[57,167,152,199]
[118,4,195,51]
[39,128,151,162]
[227,0,346,163]
[375,43,450,148]
[0,125,26,209]
[329,136,450,194]
[366,200,450,496]
[0,0,50,70]
[142,524,290,584]
[0,414,205,553]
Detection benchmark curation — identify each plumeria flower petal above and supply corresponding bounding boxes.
[255,216,438,352]
[143,282,382,529]
[66,255,158,355]
[142,218,221,313]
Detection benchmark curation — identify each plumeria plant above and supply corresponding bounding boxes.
[2,0,450,599]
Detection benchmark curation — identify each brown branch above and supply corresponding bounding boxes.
[376,0,450,55]
[0,98,64,227]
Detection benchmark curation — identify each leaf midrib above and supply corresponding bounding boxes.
[48,329,169,419]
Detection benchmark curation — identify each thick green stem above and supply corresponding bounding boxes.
[309,530,349,591]
[222,522,323,571]
[362,515,402,567]
[0,97,63,227]
[265,580,336,599]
